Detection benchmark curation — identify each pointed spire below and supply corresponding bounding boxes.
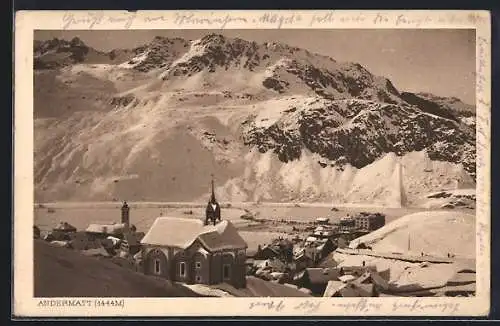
[210,173,216,203]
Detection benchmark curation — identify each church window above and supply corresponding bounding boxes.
[179,262,186,277]
[195,261,202,269]
[153,259,161,275]
[223,264,231,280]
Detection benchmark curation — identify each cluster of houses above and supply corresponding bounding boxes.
[242,212,390,296]
[35,203,145,261]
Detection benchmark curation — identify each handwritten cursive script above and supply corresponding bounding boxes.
[174,13,247,29]
[248,300,285,312]
[62,12,137,29]
[393,299,460,313]
[293,300,322,313]
[475,35,490,228]
[331,298,382,313]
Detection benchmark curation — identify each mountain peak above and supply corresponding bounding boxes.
[201,33,226,43]
[70,36,86,47]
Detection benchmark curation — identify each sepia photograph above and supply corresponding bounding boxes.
[13,9,491,317]
[32,28,477,298]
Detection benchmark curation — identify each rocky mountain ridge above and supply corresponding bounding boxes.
[33,34,476,205]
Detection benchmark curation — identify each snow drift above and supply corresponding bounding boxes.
[349,211,475,258]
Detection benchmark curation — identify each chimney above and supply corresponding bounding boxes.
[121,201,130,231]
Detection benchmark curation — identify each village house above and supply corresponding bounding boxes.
[339,216,356,232]
[140,177,248,288]
[254,244,280,260]
[315,217,330,225]
[45,221,77,241]
[84,201,132,241]
[312,225,336,239]
[303,237,336,262]
[121,231,145,255]
[293,267,340,295]
[255,238,294,262]
[85,222,127,241]
[293,249,314,271]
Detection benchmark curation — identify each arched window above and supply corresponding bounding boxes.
[154,259,161,275]
[179,262,186,277]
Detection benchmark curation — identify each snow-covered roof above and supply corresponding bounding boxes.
[306,236,317,243]
[340,216,354,222]
[140,217,247,251]
[107,236,121,245]
[53,222,77,232]
[339,275,356,283]
[86,223,125,235]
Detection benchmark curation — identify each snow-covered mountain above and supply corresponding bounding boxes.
[33,34,476,206]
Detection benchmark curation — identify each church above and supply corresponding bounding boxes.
[140,177,248,288]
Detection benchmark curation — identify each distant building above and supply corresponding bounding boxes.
[255,238,294,262]
[316,238,336,259]
[315,217,330,225]
[53,221,77,233]
[354,213,385,231]
[122,232,145,255]
[339,216,356,231]
[293,249,314,271]
[85,223,126,241]
[312,226,335,239]
[47,221,77,241]
[294,267,340,295]
[254,244,280,260]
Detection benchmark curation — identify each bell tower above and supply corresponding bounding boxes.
[205,174,221,225]
[121,201,130,231]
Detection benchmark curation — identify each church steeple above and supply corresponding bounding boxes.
[210,174,216,203]
[205,174,221,225]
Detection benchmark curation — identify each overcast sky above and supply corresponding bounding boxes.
[35,29,476,104]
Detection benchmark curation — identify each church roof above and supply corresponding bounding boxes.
[140,217,247,251]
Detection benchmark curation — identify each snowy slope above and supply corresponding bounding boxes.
[349,211,475,258]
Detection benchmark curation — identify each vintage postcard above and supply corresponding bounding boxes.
[13,10,491,317]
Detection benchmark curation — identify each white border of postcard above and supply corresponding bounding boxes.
[14,10,491,317]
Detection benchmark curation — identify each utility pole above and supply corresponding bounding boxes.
[408,232,411,252]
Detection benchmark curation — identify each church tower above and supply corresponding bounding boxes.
[205,174,221,225]
[121,201,130,231]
